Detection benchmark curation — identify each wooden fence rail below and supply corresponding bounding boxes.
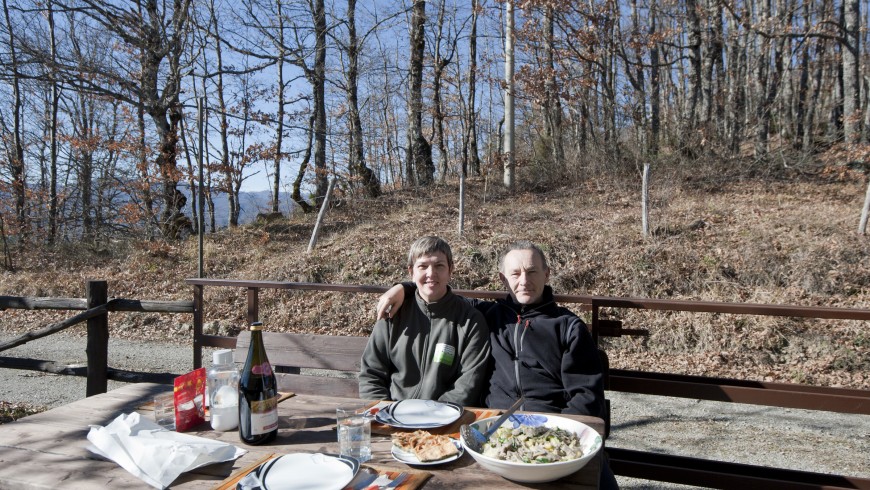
[0,280,193,395]
[185,278,870,490]
[2,278,869,488]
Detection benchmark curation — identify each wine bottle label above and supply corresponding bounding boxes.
[251,362,273,375]
[248,396,279,435]
[433,343,455,366]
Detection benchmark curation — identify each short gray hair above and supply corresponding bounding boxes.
[499,241,549,272]
[407,236,454,269]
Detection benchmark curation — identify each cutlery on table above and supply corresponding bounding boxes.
[384,472,410,488]
[460,397,525,453]
[349,467,379,490]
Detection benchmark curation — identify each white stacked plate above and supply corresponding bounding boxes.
[251,452,359,490]
[391,438,464,466]
[374,399,463,429]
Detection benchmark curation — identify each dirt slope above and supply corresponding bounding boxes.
[1,173,868,390]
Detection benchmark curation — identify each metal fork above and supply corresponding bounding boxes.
[384,472,410,488]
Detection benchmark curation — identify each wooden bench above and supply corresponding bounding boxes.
[233,330,368,398]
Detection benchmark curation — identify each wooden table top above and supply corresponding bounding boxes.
[0,383,602,489]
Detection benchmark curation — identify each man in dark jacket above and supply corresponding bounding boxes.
[477,242,604,416]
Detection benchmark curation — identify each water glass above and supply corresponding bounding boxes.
[154,392,176,430]
[336,406,371,462]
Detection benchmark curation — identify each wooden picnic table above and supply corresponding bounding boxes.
[0,382,603,489]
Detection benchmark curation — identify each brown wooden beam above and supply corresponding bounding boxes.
[608,448,870,489]
[85,280,108,397]
[610,370,870,415]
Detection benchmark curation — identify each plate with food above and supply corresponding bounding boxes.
[459,414,602,483]
[375,399,463,429]
[391,430,463,465]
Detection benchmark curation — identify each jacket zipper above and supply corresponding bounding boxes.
[413,303,433,399]
[512,314,530,406]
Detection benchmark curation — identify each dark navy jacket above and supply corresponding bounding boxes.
[477,286,605,417]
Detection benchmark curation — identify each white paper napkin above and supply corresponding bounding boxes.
[86,412,247,489]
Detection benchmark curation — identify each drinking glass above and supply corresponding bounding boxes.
[336,405,371,462]
[154,392,176,430]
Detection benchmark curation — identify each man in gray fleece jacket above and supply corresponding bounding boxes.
[358,236,491,406]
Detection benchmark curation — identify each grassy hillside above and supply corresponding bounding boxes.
[2,168,869,391]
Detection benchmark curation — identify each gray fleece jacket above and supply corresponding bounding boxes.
[358,288,491,406]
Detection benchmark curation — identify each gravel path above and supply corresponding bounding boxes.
[1,332,868,489]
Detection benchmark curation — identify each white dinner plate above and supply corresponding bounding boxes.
[257,452,359,490]
[375,399,463,429]
[391,438,464,466]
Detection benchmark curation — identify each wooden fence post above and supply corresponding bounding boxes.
[641,163,650,237]
[247,287,259,325]
[193,284,203,369]
[458,174,465,236]
[85,280,108,396]
[307,177,337,252]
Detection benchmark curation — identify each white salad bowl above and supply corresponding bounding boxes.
[460,414,603,483]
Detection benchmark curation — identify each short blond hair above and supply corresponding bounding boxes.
[407,236,454,269]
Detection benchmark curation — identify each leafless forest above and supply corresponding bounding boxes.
[1,0,870,250]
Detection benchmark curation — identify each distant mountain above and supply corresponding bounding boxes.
[179,185,297,227]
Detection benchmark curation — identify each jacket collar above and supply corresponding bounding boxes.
[414,285,458,314]
[499,285,557,315]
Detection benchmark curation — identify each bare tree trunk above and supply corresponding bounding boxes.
[503,0,515,190]
[627,0,647,151]
[198,56,216,233]
[147,1,192,240]
[795,1,811,149]
[136,101,156,237]
[711,0,726,137]
[292,114,315,213]
[684,0,702,141]
[179,115,198,231]
[406,0,431,186]
[544,6,564,166]
[272,0,285,213]
[725,10,740,152]
[464,0,481,177]
[312,0,329,204]
[649,0,660,155]
[753,0,772,160]
[829,2,846,141]
[2,0,27,235]
[209,4,236,227]
[432,0,452,182]
[843,0,861,143]
[346,0,380,197]
[71,96,94,239]
[47,0,59,244]
[602,0,618,146]
[700,0,715,127]
[777,0,794,144]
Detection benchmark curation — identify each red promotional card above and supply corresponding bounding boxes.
[173,367,207,431]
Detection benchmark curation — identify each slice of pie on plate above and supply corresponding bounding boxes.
[391,430,459,462]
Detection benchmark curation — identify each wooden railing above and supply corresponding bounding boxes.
[0,280,193,395]
[186,278,870,415]
[186,278,870,490]
[2,278,868,488]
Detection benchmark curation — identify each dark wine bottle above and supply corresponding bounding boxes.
[238,321,279,445]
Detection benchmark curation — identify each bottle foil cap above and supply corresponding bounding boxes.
[213,348,234,365]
